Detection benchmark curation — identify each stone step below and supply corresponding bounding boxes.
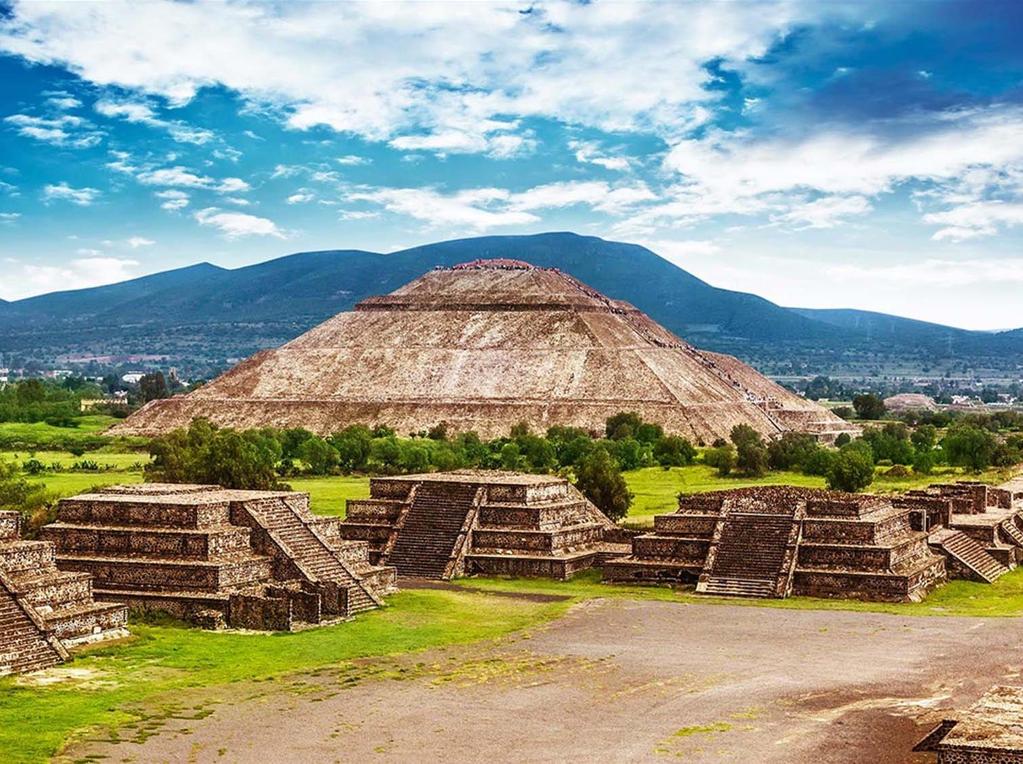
[933,530,1009,583]
[44,601,129,642]
[1001,521,1023,549]
[0,584,64,675]
[700,576,777,598]
[9,570,94,611]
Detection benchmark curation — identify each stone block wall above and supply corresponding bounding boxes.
[0,511,20,541]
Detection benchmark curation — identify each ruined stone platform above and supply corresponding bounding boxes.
[604,486,948,602]
[916,685,1023,763]
[42,484,396,631]
[0,510,126,675]
[339,470,625,581]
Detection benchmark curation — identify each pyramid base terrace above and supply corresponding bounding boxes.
[604,487,954,603]
[340,470,619,581]
[45,484,394,631]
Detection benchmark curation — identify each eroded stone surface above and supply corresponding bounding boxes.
[111,260,855,443]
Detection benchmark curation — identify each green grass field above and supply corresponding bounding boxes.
[288,475,371,517]
[0,416,142,450]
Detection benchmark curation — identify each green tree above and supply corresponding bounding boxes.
[574,446,632,521]
[329,425,374,472]
[605,412,644,441]
[852,393,886,420]
[704,444,736,476]
[826,445,875,492]
[942,424,997,471]
[767,433,819,471]
[653,436,697,467]
[147,419,284,490]
[500,442,522,470]
[0,458,50,527]
[735,439,769,477]
[139,372,170,403]
[299,437,339,475]
[911,424,938,453]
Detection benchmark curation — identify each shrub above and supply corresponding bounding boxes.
[146,418,284,490]
[605,412,644,441]
[704,445,736,476]
[767,433,819,471]
[803,448,836,476]
[653,436,697,467]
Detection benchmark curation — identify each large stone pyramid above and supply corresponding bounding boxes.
[112,259,854,443]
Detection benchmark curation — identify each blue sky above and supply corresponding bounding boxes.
[1,1,1022,329]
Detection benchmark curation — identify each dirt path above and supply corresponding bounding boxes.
[61,599,1023,763]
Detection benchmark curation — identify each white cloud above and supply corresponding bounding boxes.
[338,209,379,220]
[4,113,102,148]
[136,165,250,195]
[351,179,655,230]
[0,1,817,154]
[0,256,140,299]
[772,195,872,230]
[154,189,189,211]
[95,99,216,145]
[126,236,155,248]
[287,191,315,205]
[825,258,1023,287]
[923,201,1023,242]
[336,155,370,166]
[194,207,285,239]
[42,182,99,206]
[137,166,213,188]
[45,95,81,110]
[217,177,250,193]
[0,212,20,224]
[648,105,1023,235]
[570,140,631,171]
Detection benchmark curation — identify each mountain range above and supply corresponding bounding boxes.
[1,232,1020,377]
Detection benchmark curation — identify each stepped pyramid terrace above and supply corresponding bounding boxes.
[0,510,127,676]
[337,470,629,580]
[110,259,856,444]
[603,483,1023,602]
[40,484,396,631]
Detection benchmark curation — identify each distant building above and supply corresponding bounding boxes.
[883,393,938,412]
[121,372,145,384]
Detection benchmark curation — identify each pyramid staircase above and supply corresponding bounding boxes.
[929,528,1010,583]
[388,482,482,579]
[697,506,802,599]
[1,512,128,646]
[999,519,1023,552]
[0,570,68,676]
[235,496,382,614]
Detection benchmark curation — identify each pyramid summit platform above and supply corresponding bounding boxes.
[112,259,854,443]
